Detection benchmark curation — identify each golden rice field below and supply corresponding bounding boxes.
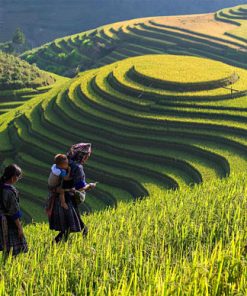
[132,55,235,82]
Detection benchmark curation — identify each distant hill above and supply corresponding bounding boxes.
[21,11,247,77]
[1,0,247,46]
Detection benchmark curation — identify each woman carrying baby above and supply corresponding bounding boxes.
[48,143,97,243]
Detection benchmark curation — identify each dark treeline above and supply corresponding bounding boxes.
[1,0,246,46]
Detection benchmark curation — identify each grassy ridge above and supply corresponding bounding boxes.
[0,172,247,295]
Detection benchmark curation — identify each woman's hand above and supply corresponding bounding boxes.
[18,226,24,240]
[82,182,97,191]
[61,202,69,210]
[89,183,97,189]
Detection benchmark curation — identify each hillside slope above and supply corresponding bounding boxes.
[1,173,246,295]
[0,52,56,116]
[21,10,247,77]
[0,52,55,89]
[2,54,247,222]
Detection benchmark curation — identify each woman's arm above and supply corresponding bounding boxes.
[73,163,97,191]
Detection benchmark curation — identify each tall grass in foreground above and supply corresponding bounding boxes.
[0,174,247,295]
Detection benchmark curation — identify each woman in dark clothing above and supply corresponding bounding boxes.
[48,143,97,243]
[0,164,28,256]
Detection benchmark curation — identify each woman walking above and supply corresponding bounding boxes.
[48,143,97,243]
[0,164,28,256]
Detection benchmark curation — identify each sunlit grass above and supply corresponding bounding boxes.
[1,173,247,295]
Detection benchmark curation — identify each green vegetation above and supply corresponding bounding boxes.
[20,12,247,77]
[1,2,247,221]
[1,7,247,293]
[112,55,247,98]
[1,54,247,222]
[0,52,56,116]
[12,27,26,46]
[0,27,30,54]
[0,52,55,90]
[21,31,119,77]
[0,42,15,54]
[1,173,247,294]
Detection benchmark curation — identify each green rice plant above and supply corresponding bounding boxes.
[0,173,247,294]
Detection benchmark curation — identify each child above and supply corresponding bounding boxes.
[48,154,71,210]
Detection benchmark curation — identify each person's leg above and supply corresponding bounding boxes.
[64,229,70,241]
[55,231,66,243]
[55,231,64,243]
[55,229,70,243]
[80,220,88,237]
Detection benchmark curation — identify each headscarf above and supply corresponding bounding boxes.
[67,143,92,162]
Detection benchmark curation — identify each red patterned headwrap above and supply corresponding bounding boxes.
[67,143,92,161]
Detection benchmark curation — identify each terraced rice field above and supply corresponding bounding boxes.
[21,10,247,77]
[0,87,51,115]
[216,4,247,42]
[2,54,247,222]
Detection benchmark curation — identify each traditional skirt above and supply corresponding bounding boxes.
[0,216,28,256]
[48,192,85,232]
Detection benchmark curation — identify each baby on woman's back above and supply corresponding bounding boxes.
[48,154,71,209]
